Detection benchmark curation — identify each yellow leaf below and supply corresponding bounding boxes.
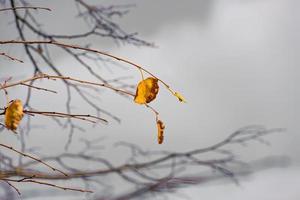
[5,99,24,131]
[157,120,165,144]
[134,77,159,104]
[174,92,186,103]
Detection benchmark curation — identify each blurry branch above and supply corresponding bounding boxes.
[75,0,153,46]
[9,0,153,46]
[2,126,282,179]
[0,6,51,12]
[9,0,40,75]
[1,180,21,195]
[0,126,283,199]
[111,155,290,200]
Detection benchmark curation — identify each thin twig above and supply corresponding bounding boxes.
[0,73,134,97]
[0,40,177,95]
[1,180,21,195]
[0,143,68,176]
[0,6,51,12]
[24,110,108,124]
[3,178,93,193]
[20,83,57,94]
[0,52,23,63]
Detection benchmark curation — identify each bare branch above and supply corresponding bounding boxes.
[0,73,134,97]
[1,180,21,195]
[2,178,93,193]
[0,52,24,63]
[0,143,68,177]
[0,40,178,96]
[0,6,51,12]
[24,109,108,124]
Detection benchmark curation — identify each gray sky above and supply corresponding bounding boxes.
[1,0,300,199]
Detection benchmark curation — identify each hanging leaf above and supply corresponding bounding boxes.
[174,92,186,103]
[134,77,159,104]
[157,120,165,144]
[5,99,24,131]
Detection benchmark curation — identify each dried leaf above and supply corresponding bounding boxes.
[134,77,159,104]
[174,92,186,103]
[157,120,165,144]
[5,99,24,131]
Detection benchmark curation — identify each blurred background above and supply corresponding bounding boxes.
[0,0,299,199]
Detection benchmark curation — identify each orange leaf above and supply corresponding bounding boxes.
[5,99,24,131]
[134,77,159,104]
[157,120,165,144]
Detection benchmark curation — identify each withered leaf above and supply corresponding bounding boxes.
[134,77,159,104]
[5,99,24,131]
[157,120,165,144]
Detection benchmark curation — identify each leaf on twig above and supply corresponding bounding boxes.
[134,77,159,104]
[5,99,24,131]
[157,120,165,144]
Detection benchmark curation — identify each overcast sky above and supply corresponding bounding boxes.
[1,0,300,199]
